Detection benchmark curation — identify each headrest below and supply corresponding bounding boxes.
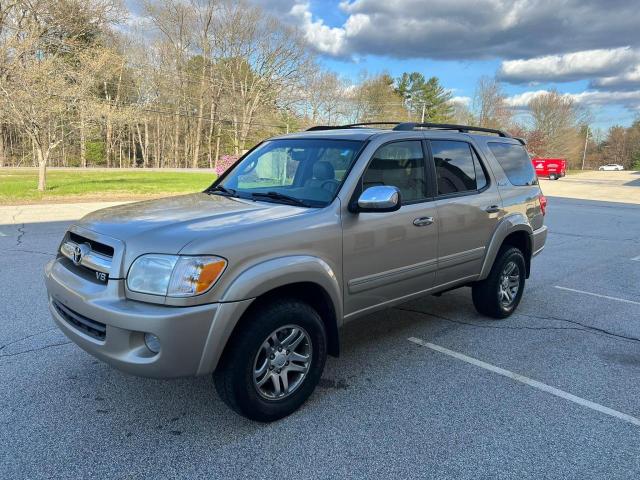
[313,161,335,180]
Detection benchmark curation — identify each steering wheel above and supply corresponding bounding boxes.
[320,179,339,193]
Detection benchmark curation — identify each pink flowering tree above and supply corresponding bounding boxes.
[215,155,239,176]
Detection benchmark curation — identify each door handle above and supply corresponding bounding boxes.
[413,216,434,227]
[485,205,501,213]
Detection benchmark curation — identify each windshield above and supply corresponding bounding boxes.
[212,138,365,207]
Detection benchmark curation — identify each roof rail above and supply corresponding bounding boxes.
[393,122,512,137]
[306,122,403,131]
[305,121,522,142]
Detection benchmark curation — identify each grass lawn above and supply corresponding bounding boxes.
[0,169,217,204]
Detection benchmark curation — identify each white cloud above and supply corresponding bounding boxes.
[505,90,551,108]
[591,65,640,91]
[288,3,372,56]
[449,96,471,107]
[570,90,640,107]
[289,3,346,56]
[498,48,639,83]
[505,89,640,111]
[282,0,640,61]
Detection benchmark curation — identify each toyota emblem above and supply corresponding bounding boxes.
[72,243,91,265]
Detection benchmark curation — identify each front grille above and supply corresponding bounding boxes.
[60,232,114,283]
[53,300,106,341]
[68,232,114,258]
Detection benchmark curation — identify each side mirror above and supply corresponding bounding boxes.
[357,185,401,213]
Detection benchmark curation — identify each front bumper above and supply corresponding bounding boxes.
[45,258,251,378]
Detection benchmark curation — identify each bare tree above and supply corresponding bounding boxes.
[217,1,311,153]
[0,0,123,188]
[472,77,511,129]
[528,91,587,165]
[146,0,195,167]
[303,70,347,125]
[350,72,406,123]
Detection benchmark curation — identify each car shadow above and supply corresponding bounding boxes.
[624,177,640,186]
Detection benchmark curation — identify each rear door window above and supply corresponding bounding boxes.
[488,142,538,186]
[430,140,486,195]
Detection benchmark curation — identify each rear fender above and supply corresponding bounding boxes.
[479,214,533,280]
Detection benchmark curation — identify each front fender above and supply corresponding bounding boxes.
[197,256,342,375]
[220,255,342,318]
[478,214,533,280]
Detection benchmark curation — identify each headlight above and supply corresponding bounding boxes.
[127,254,227,297]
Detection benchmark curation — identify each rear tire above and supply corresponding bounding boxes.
[214,298,327,422]
[549,173,558,180]
[472,247,526,319]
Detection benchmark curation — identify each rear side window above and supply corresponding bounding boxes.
[431,140,487,195]
[488,142,538,186]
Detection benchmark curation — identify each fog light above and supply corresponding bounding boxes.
[144,333,161,354]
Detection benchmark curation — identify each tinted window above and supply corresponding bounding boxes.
[362,141,427,203]
[472,148,488,190]
[220,139,364,207]
[431,140,485,195]
[488,142,538,186]
[315,147,356,181]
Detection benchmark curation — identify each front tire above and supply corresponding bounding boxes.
[214,298,327,422]
[472,247,526,319]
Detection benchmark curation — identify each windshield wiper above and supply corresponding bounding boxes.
[207,185,237,197]
[251,191,310,207]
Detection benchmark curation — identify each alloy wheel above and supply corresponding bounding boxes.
[252,325,312,400]
[498,261,520,307]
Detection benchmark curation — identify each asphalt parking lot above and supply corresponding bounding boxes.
[2,171,640,479]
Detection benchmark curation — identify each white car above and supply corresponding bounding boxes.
[599,163,624,171]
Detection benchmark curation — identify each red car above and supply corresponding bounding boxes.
[532,157,567,180]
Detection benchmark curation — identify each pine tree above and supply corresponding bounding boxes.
[395,72,453,122]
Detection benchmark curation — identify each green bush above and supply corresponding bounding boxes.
[86,140,106,166]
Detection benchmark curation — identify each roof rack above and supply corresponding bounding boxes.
[305,121,524,144]
[306,122,404,131]
[392,122,512,138]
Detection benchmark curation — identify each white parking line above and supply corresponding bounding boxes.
[554,286,640,306]
[408,337,640,427]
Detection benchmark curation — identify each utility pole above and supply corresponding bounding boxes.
[421,103,426,123]
[581,126,589,170]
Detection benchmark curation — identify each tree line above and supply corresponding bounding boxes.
[0,1,636,191]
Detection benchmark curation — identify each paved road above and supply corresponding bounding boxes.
[1,195,640,479]
[540,170,640,204]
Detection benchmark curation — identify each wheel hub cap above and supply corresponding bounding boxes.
[272,352,287,369]
[498,261,520,307]
[253,325,312,400]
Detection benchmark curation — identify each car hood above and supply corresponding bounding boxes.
[75,193,306,255]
